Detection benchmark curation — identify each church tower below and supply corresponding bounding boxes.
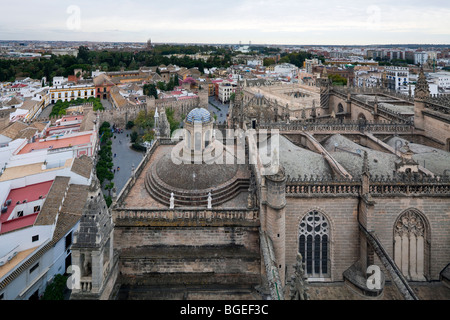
[70,177,117,300]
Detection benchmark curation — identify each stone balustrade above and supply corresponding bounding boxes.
[259,119,414,133]
[113,208,260,222]
[286,174,450,197]
[80,278,92,292]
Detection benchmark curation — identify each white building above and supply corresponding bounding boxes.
[0,172,91,300]
[218,81,236,103]
[247,59,263,67]
[52,77,67,87]
[274,63,299,81]
[49,84,96,104]
[385,66,409,92]
[414,52,428,66]
[0,122,96,300]
[428,71,450,90]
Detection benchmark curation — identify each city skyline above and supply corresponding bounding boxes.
[0,0,449,46]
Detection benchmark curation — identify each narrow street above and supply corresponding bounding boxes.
[109,127,145,194]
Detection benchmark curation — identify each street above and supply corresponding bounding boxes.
[110,127,145,194]
[208,96,229,125]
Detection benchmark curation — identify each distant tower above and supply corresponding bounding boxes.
[147,38,153,51]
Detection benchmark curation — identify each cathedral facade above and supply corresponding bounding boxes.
[71,69,450,300]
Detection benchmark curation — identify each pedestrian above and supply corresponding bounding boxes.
[114,153,116,158]
[114,169,116,173]
[117,166,120,171]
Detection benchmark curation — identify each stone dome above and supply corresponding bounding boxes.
[144,150,251,207]
[185,108,212,124]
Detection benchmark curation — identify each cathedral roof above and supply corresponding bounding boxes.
[272,135,332,178]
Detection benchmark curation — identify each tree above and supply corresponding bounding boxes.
[42,274,68,300]
[156,81,166,91]
[263,58,275,67]
[126,120,135,129]
[142,130,155,142]
[105,182,115,197]
[134,110,154,131]
[143,83,158,99]
[130,131,138,143]
[165,108,179,134]
[77,46,90,64]
[328,74,348,86]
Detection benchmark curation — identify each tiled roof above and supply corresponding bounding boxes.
[34,177,70,226]
[0,121,28,139]
[0,181,89,291]
[17,132,92,154]
[71,155,93,179]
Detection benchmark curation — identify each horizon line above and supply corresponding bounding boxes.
[1,39,450,47]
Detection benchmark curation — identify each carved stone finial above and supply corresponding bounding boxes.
[415,67,430,100]
[289,253,309,300]
[362,151,370,175]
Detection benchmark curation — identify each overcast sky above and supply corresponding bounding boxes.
[1,0,449,45]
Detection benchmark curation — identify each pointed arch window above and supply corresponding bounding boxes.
[299,210,330,278]
[394,209,427,281]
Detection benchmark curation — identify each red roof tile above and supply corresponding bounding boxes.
[18,133,92,154]
[0,180,54,234]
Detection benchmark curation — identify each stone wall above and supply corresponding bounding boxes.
[421,111,450,149]
[114,225,260,252]
[283,193,450,284]
[284,196,360,282]
[368,196,450,280]
[113,225,262,288]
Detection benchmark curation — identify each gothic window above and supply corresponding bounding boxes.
[337,103,344,113]
[394,209,427,281]
[298,210,330,278]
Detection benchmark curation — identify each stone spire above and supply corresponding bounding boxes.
[310,100,317,119]
[362,150,370,176]
[232,71,244,128]
[361,150,370,196]
[414,67,430,100]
